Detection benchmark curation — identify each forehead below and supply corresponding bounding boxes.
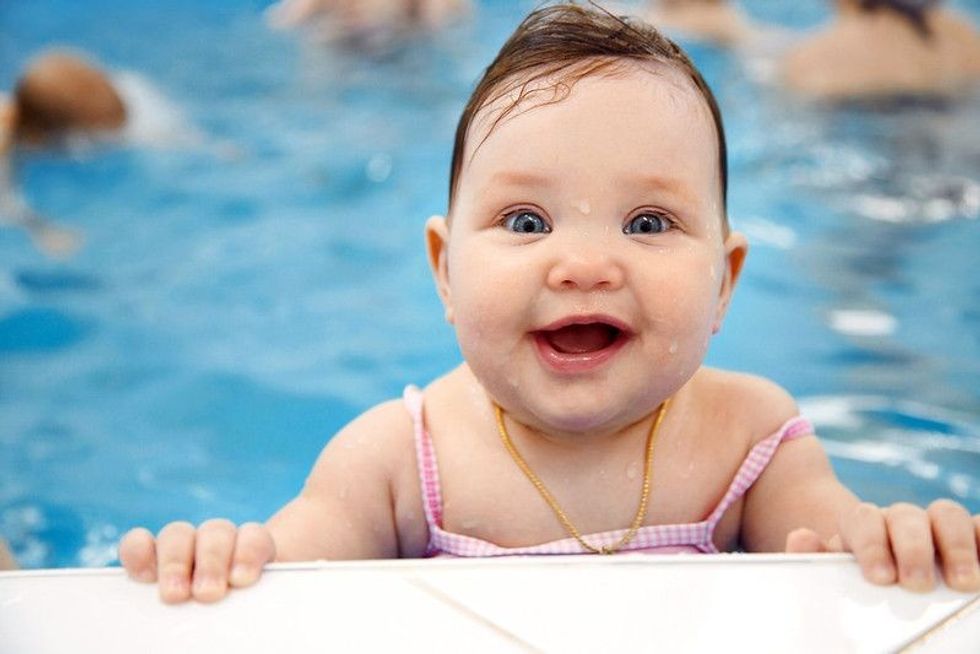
[461,60,719,191]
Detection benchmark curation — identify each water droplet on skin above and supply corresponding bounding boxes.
[709,264,717,281]
[626,461,640,480]
[575,199,591,215]
[668,341,678,355]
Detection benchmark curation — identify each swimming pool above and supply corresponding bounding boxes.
[1,0,978,568]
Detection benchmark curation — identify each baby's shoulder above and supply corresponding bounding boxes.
[332,396,414,447]
[693,367,800,444]
[316,396,416,476]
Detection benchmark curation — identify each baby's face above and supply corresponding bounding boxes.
[428,63,746,436]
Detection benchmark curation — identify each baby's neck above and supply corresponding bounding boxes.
[492,397,669,452]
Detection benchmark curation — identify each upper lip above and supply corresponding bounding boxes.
[534,314,634,335]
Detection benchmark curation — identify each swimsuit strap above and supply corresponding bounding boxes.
[403,385,444,552]
[404,385,814,556]
[704,416,814,529]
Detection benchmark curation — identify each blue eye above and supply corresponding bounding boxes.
[624,213,671,235]
[504,211,550,234]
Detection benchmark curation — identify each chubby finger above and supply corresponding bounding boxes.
[840,502,896,586]
[785,528,825,553]
[229,522,277,588]
[192,519,238,603]
[928,500,980,591]
[118,528,158,583]
[156,521,196,603]
[885,503,935,592]
[785,528,845,554]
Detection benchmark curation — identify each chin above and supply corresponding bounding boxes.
[525,389,632,435]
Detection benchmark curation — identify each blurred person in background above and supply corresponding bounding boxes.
[1,49,126,257]
[782,0,980,100]
[265,0,471,46]
[2,48,231,257]
[645,0,753,45]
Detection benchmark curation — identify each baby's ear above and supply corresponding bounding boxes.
[712,231,748,334]
[425,215,454,324]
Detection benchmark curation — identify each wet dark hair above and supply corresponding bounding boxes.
[13,50,126,143]
[858,0,941,39]
[447,2,728,229]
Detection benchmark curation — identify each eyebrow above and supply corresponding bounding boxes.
[627,173,695,197]
[487,171,554,188]
[485,171,707,206]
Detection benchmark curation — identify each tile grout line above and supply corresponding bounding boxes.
[896,592,980,653]
[405,576,544,653]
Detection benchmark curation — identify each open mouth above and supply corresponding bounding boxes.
[532,317,631,372]
[540,322,623,354]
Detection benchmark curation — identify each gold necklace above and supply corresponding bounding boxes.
[494,398,671,555]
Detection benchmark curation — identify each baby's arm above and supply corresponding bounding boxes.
[740,384,980,592]
[119,399,414,603]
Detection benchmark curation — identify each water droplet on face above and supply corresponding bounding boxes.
[709,264,717,281]
[668,341,678,355]
[575,199,591,215]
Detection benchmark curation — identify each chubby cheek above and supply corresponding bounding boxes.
[447,253,524,361]
[645,273,720,376]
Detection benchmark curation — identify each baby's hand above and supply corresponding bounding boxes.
[786,500,980,593]
[118,520,276,603]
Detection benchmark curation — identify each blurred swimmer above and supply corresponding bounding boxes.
[782,0,980,100]
[645,0,752,46]
[265,0,471,46]
[0,49,125,256]
[2,48,227,257]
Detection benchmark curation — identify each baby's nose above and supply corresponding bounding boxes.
[546,239,625,292]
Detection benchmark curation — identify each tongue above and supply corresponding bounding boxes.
[544,324,618,354]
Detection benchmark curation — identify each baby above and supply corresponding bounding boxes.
[120,3,980,603]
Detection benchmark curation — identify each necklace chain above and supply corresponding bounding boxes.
[494,398,671,555]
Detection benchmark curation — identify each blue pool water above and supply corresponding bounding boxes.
[1,1,978,568]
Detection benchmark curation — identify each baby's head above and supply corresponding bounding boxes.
[12,49,126,145]
[428,3,747,433]
[447,2,729,234]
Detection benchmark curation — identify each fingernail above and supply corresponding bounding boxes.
[871,564,893,584]
[904,567,932,590]
[192,573,219,594]
[230,564,252,587]
[164,574,188,597]
[136,567,156,583]
[954,565,980,587]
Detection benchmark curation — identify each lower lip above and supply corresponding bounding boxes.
[532,332,630,375]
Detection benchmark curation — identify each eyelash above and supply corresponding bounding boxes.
[622,211,675,236]
[497,208,677,236]
[500,209,551,234]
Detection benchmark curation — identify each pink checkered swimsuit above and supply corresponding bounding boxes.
[403,385,815,557]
